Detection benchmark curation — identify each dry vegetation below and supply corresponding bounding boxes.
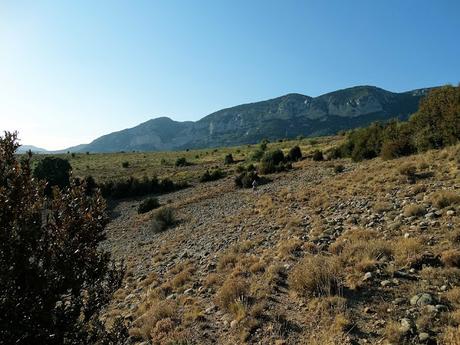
[93,139,460,344]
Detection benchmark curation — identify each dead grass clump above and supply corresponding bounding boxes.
[441,326,460,345]
[384,320,407,344]
[217,250,239,271]
[403,203,426,217]
[289,255,343,297]
[445,287,460,308]
[374,201,393,213]
[394,238,424,267]
[131,299,178,340]
[430,190,460,209]
[302,297,351,345]
[215,277,249,311]
[249,260,266,274]
[441,250,460,268]
[277,238,303,258]
[171,267,195,289]
[203,273,222,288]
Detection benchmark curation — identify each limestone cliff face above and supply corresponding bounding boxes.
[68,85,433,153]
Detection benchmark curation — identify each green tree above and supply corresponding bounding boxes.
[0,132,127,345]
[33,157,72,195]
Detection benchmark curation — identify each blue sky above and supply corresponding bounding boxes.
[1,1,459,150]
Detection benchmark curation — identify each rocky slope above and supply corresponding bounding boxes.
[68,86,433,153]
[102,144,460,344]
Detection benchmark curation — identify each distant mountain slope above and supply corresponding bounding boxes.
[68,85,434,153]
[16,145,48,153]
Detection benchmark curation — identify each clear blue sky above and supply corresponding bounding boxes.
[1,0,459,150]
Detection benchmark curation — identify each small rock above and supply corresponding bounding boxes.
[363,272,373,281]
[447,210,455,216]
[230,319,239,328]
[380,280,391,287]
[440,285,447,292]
[419,332,430,342]
[410,293,433,307]
[400,318,412,334]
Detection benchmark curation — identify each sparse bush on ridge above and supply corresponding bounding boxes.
[151,207,176,233]
[224,153,234,164]
[175,157,189,167]
[138,197,160,214]
[312,150,324,161]
[0,132,127,344]
[200,168,225,182]
[287,145,302,162]
[259,149,291,174]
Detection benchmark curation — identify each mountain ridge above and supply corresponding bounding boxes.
[59,85,435,153]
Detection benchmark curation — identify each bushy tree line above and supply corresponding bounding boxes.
[99,176,188,199]
[0,132,127,344]
[335,86,460,161]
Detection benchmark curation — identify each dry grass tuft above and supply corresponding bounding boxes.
[441,249,460,268]
[215,277,249,311]
[430,190,460,209]
[403,203,426,217]
[289,255,343,297]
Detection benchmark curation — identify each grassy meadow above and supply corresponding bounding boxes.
[30,136,343,184]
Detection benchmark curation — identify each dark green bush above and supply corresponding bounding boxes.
[99,176,188,199]
[200,169,225,182]
[138,197,160,214]
[235,171,263,188]
[151,207,176,233]
[121,161,130,168]
[334,165,345,174]
[0,132,127,344]
[224,153,234,164]
[312,150,324,161]
[334,86,460,162]
[33,156,72,195]
[258,149,290,174]
[287,145,302,162]
[175,157,189,167]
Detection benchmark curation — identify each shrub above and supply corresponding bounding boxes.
[215,277,249,311]
[312,150,324,161]
[0,132,127,344]
[403,204,426,217]
[441,250,460,268]
[287,145,302,162]
[429,190,460,209]
[138,197,160,214]
[99,176,188,199]
[175,157,189,167]
[151,207,176,233]
[224,153,234,164]
[234,171,269,189]
[259,149,290,174]
[399,163,417,178]
[33,156,72,195]
[289,255,343,297]
[121,161,130,168]
[200,169,225,182]
[334,165,345,173]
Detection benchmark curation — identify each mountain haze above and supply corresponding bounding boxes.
[67,85,433,153]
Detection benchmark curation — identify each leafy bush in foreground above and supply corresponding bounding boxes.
[33,156,72,195]
[0,132,127,344]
